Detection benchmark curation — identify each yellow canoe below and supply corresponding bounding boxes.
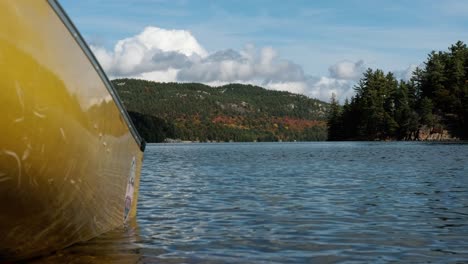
[0,0,145,261]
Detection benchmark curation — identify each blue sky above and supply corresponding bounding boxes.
[59,0,468,101]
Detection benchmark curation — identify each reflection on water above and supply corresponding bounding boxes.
[32,142,468,263]
[30,219,144,264]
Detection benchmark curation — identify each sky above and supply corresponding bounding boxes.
[59,0,468,102]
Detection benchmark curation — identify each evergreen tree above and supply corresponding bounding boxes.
[419,97,435,127]
[327,93,342,140]
[327,41,468,140]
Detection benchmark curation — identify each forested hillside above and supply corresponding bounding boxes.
[113,79,329,142]
[328,41,468,141]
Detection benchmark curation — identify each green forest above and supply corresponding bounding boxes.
[328,41,468,141]
[113,80,329,142]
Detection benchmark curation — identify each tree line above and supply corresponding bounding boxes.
[113,80,329,142]
[328,41,468,140]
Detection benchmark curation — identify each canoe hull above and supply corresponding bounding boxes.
[0,0,144,260]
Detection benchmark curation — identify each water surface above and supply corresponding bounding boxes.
[35,142,468,263]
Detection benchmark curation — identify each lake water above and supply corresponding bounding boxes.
[34,142,468,263]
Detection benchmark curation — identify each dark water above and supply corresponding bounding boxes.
[35,142,468,263]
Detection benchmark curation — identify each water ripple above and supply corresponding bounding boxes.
[36,142,468,263]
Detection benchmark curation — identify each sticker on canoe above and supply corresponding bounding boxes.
[124,156,136,221]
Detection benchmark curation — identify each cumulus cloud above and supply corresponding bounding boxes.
[91,26,416,103]
[91,45,114,71]
[91,26,206,77]
[92,27,312,92]
[307,77,356,102]
[328,60,365,80]
[265,82,308,95]
[393,64,419,81]
[177,47,305,83]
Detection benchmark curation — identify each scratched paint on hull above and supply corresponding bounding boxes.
[0,0,143,261]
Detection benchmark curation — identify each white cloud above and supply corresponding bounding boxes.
[265,82,308,95]
[91,26,206,77]
[328,60,365,80]
[177,46,304,83]
[139,68,179,82]
[123,26,207,57]
[90,45,113,71]
[307,77,355,102]
[393,64,419,81]
[91,26,416,103]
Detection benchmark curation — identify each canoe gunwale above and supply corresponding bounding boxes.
[47,0,145,152]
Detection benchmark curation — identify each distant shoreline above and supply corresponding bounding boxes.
[154,139,464,144]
